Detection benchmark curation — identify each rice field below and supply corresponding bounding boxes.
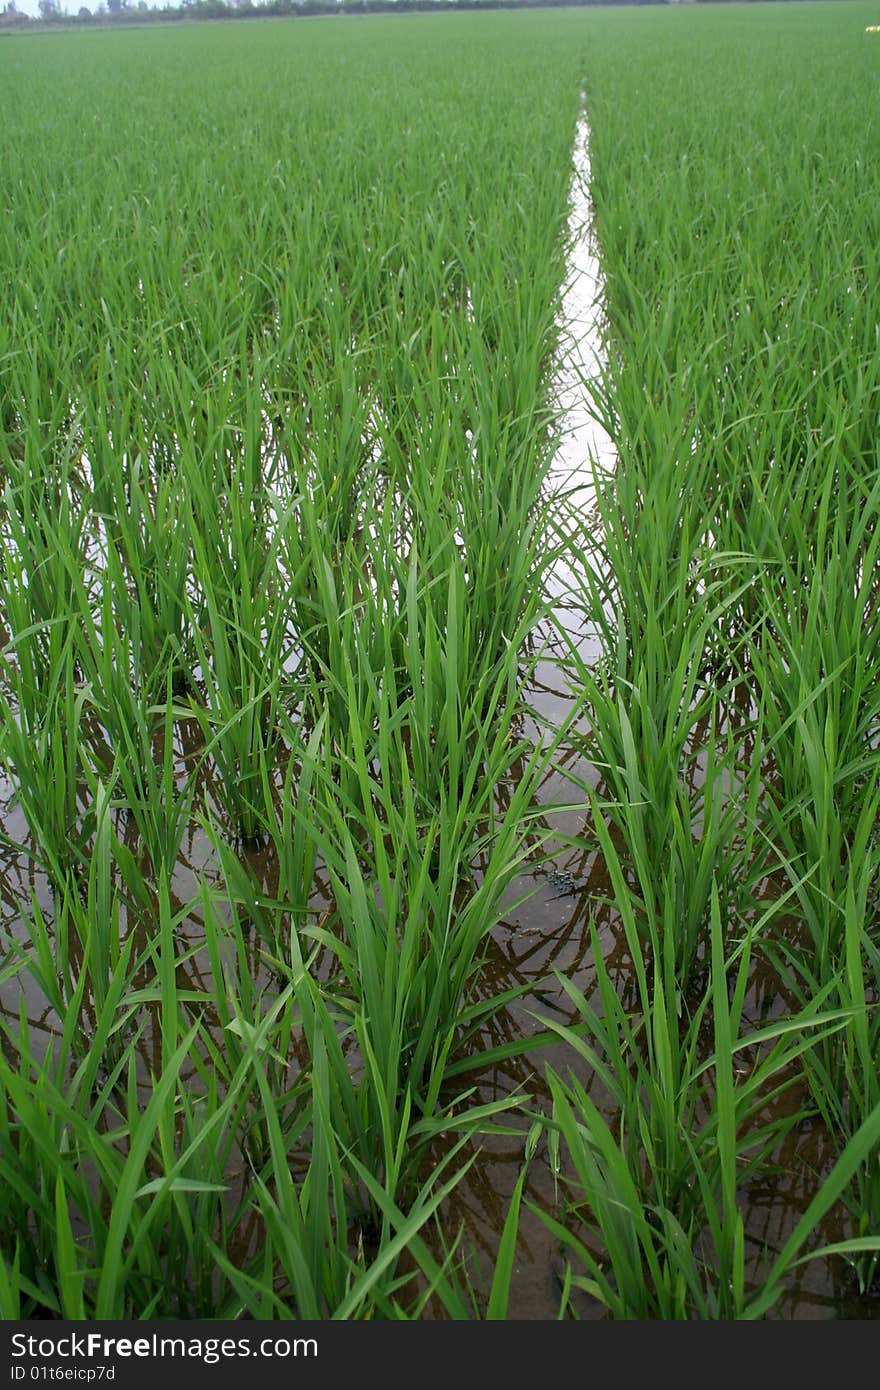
[1,2,879,1321]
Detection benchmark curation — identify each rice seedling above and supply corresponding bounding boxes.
[3,1,880,1322]
[514,888,879,1318]
[764,837,880,1296]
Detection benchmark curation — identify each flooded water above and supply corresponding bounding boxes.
[1,101,878,1320]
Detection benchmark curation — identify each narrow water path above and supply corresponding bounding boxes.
[440,94,620,1318]
[547,90,615,629]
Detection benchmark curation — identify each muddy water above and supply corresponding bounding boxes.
[1,106,877,1320]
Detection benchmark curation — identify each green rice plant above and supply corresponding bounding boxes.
[0,651,89,885]
[555,336,766,988]
[0,456,93,877]
[0,456,89,711]
[528,887,878,1318]
[283,499,400,789]
[228,1004,478,1320]
[746,461,880,972]
[764,834,880,1296]
[10,800,176,1064]
[542,823,840,1214]
[538,1062,880,1320]
[182,471,288,847]
[0,1001,281,1318]
[1,878,477,1321]
[286,329,380,554]
[559,662,763,987]
[202,678,554,1224]
[88,428,192,692]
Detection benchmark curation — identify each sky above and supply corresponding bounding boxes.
[7,0,184,17]
[10,1,99,15]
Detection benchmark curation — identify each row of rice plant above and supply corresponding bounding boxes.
[537,0,880,1315]
[0,14,589,1317]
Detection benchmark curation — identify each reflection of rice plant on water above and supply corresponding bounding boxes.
[1,0,880,1320]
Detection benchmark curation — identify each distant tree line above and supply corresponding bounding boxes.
[0,0,805,28]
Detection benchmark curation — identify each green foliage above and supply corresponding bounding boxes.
[2,2,880,1321]
[0,11,575,1318]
